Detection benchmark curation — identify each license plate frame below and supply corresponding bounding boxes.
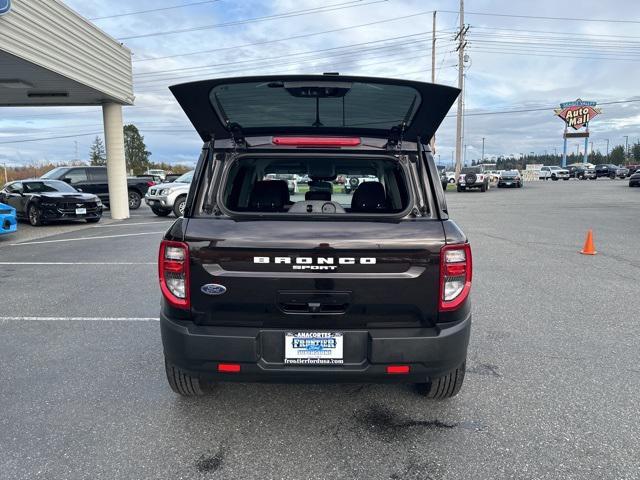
[284,332,344,365]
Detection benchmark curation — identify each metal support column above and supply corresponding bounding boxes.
[561,126,568,167]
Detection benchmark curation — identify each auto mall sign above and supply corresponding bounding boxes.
[554,99,601,130]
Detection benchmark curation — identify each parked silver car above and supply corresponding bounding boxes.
[144,171,193,217]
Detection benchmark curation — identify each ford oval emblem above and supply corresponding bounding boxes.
[201,284,227,296]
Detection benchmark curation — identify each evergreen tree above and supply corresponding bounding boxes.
[123,124,151,175]
[609,145,625,164]
[631,142,640,163]
[88,136,106,166]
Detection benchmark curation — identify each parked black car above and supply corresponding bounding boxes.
[41,166,154,209]
[629,171,640,187]
[567,165,597,180]
[0,179,102,226]
[159,75,471,399]
[497,170,522,188]
[594,164,626,179]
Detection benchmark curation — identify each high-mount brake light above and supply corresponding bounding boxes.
[159,240,190,309]
[272,136,361,147]
[439,244,472,312]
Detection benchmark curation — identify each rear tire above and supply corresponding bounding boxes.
[480,183,487,192]
[165,358,203,396]
[416,362,466,399]
[456,185,464,192]
[86,218,100,223]
[151,207,171,217]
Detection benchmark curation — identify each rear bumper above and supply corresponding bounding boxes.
[161,313,471,383]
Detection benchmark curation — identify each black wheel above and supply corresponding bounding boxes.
[480,182,487,192]
[551,175,558,181]
[448,178,456,184]
[86,218,101,223]
[563,178,569,181]
[456,185,464,192]
[518,181,523,188]
[165,358,203,396]
[151,206,171,217]
[416,362,466,399]
[173,196,187,217]
[128,191,142,210]
[28,203,43,226]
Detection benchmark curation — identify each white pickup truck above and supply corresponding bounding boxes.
[539,166,570,181]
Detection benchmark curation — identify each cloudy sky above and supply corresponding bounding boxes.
[1,0,639,168]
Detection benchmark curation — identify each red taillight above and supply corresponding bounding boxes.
[158,240,190,309]
[272,136,361,147]
[147,181,156,187]
[386,365,410,374]
[218,363,241,373]
[439,244,472,312]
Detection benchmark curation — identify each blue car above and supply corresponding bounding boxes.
[0,202,17,236]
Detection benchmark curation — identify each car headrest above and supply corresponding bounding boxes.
[308,163,336,181]
[249,180,289,211]
[351,182,387,212]
[305,180,332,200]
[305,190,331,201]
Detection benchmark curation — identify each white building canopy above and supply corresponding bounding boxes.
[0,0,133,106]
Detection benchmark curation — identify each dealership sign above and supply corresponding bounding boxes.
[554,99,601,130]
[0,0,10,16]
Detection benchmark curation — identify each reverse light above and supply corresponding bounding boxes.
[439,244,472,312]
[272,136,361,147]
[159,240,190,309]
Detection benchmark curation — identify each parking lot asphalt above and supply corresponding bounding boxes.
[1,180,639,479]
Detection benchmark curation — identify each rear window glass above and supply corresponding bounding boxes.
[209,81,421,131]
[217,157,411,216]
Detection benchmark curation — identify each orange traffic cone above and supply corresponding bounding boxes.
[580,229,597,255]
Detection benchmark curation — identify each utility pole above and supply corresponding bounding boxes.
[624,135,629,161]
[454,0,466,179]
[481,137,485,163]
[2,163,7,184]
[74,140,79,163]
[429,11,437,154]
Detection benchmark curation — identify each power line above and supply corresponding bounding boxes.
[470,48,640,62]
[117,0,389,41]
[134,34,455,80]
[473,26,640,41]
[439,9,640,24]
[135,45,453,89]
[132,10,438,63]
[88,0,221,21]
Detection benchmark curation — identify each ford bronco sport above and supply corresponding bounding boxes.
[160,75,471,398]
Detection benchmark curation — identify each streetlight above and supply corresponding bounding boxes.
[606,139,610,160]
[482,137,485,163]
